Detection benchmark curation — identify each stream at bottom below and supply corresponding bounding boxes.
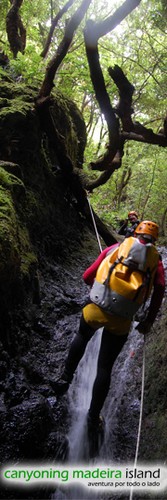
[52,322,145,500]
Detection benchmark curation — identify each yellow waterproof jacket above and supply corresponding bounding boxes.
[83,237,159,335]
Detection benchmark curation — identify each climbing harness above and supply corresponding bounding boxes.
[86,191,103,253]
[129,334,146,500]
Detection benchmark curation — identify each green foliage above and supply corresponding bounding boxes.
[1,0,167,238]
[0,183,22,270]
[9,50,45,85]
[87,0,167,237]
[90,141,167,236]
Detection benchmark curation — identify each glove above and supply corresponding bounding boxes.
[135,320,152,335]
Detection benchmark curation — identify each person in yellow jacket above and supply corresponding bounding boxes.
[50,221,165,445]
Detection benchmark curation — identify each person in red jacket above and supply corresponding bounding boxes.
[50,221,165,445]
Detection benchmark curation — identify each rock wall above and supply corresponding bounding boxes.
[0,76,92,499]
[0,75,167,500]
[0,77,87,316]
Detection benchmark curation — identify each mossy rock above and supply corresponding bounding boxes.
[0,76,86,316]
[0,160,23,180]
[0,178,39,310]
[0,79,86,172]
[47,90,86,169]
[0,165,25,200]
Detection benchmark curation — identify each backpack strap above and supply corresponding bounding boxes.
[103,256,123,287]
[102,257,123,302]
[133,268,151,302]
[133,260,158,303]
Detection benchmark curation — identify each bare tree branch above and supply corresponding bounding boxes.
[108,65,134,132]
[160,207,167,236]
[17,14,26,53]
[86,152,122,191]
[86,0,142,43]
[116,166,131,208]
[121,129,167,147]
[106,65,167,148]
[83,0,142,172]
[35,0,145,246]
[40,0,74,59]
[84,22,120,170]
[51,0,53,23]
[38,0,92,98]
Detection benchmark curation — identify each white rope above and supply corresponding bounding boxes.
[86,193,103,253]
[129,335,146,500]
[86,189,146,499]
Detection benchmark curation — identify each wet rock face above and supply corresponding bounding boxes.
[3,396,53,458]
[0,79,87,327]
[0,79,167,500]
[0,79,90,482]
[0,247,166,500]
[0,244,167,468]
[0,215,98,470]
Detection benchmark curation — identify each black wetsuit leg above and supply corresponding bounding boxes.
[62,313,96,381]
[89,329,128,420]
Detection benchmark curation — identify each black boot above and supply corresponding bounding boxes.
[87,410,105,458]
[87,411,105,435]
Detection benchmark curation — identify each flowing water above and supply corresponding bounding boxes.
[52,246,167,500]
[52,322,144,500]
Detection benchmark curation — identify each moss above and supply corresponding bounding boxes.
[0,160,23,180]
[0,183,37,308]
[50,89,87,169]
[0,81,36,119]
[138,305,167,461]
[65,96,87,168]
[20,252,39,303]
[0,191,16,240]
[0,166,25,197]
[140,410,167,462]
[0,189,21,306]
[0,76,86,311]
[0,79,85,175]
[0,101,32,119]
[0,80,36,101]
[144,318,167,413]
[21,252,38,276]
[50,90,81,168]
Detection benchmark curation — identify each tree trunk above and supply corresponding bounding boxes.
[39,0,92,98]
[40,0,74,58]
[6,0,26,58]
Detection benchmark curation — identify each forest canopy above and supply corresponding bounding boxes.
[1,0,167,239]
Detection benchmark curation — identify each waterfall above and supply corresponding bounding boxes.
[67,328,102,462]
[52,322,145,500]
[52,329,102,500]
[101,323,144,461]
[67,322,144,463]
